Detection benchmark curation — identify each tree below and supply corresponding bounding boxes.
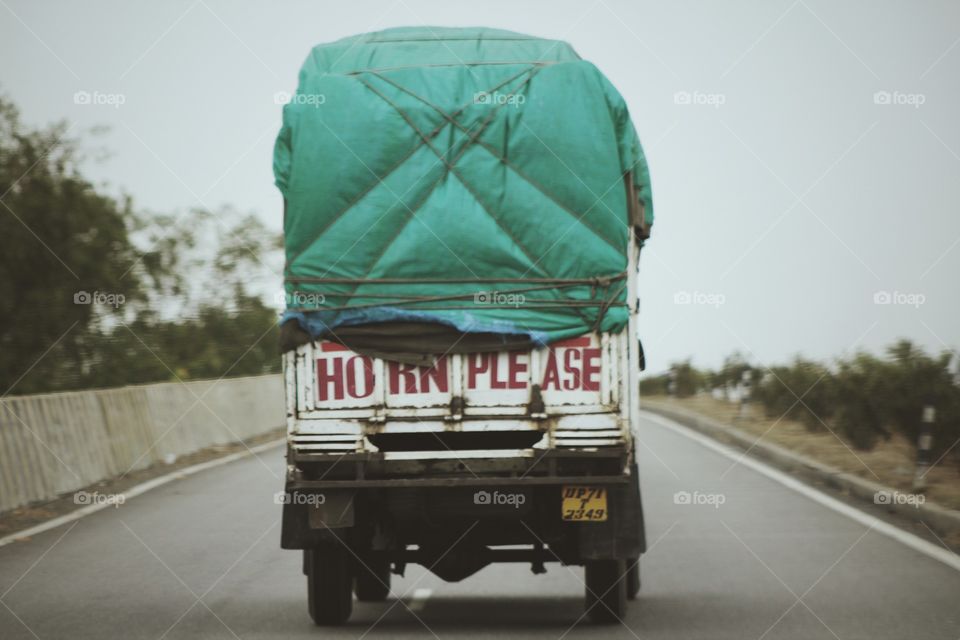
[881,340,959,460]
[82,207,283,386]
[670,360,701,398]
[0,97,153,393]
[754,357,836,432]
[0,95,283,394]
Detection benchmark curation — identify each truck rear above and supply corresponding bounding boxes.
[282,327,645,624]
[273,26,654,625]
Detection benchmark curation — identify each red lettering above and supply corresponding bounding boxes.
[507,352,527,389]
[489,353,507,389]
[542,351,561,390]
[563,349,582,390]
[345,356,375,398]
[420,357,449,393]
[317,357,344,401]
[582,348,601,391]
[389,362,418,394]
[467,354,490,388]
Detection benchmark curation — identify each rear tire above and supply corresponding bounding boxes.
[306,545,353,626]
[355,557,391,602]
[584,559,627,624]
[626,557,640,600]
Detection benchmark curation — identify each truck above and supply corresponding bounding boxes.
[273,26,654,626]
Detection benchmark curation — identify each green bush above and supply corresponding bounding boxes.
[657,343,959,462]
[640,373,670,396]
[756,344,960,455]
[640,360,704,397]
[881,341,960,460]
[672,360,701,398]
[714,352,756,391]
[754,358,836,432]
[831,353,893,450]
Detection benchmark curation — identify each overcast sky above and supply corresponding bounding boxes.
[2,0,958,374]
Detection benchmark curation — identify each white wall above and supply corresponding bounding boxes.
[0,374,284,513]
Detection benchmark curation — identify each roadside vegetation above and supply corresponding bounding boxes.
[641,343,960,466]
[0,95,282,395]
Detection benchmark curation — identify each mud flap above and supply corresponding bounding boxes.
[577,465,645,560]
[281,490,355,549]
[282,501,319,549]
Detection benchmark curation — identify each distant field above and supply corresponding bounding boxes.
[645,395,960,513]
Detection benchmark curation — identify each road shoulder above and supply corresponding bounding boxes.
[642,399,960,551]
[0,428,285,547]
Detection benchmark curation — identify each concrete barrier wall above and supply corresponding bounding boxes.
[0,374,285,513]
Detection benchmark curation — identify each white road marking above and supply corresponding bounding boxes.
[0,439,286,548]
[642,411,960,572]
[408,588,433,612]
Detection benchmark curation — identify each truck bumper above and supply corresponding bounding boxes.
[286,446,631,488]
[280,462,645,565]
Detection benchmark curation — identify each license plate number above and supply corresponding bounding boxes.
[561,486,608,521]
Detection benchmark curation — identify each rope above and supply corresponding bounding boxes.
[285,274,626,285]
[284,272,628,314]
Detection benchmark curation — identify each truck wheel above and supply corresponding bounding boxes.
[584,559,627,624]
[626,557,640,600]
[306,545,353,625]
[355,558,391,602]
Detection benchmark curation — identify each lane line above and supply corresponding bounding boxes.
[0,439,286,548]
[641,411,960,572]
[408,588,433,612]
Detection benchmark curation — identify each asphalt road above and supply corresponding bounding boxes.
[2,412,959,640]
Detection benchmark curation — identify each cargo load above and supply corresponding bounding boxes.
[274,26,653,353]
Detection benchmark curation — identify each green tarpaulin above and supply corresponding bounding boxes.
[275,26,653,346]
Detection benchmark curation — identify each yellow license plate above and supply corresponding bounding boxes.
[561,486,608,521]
